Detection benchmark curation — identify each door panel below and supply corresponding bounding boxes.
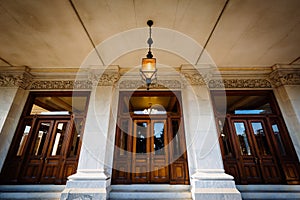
[248,120,282,183]
[132,120,150,183]
[21,120,53,183]
[19,118,73,184]
[40,120,70,183]
[229,118,284,184]
[151,121,169,183]
[112,91,189,185]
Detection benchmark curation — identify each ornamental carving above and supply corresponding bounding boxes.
[181,72,207,85]
[208,79,272,88]
[30,80,93,90]
[118,79,181,89]
[97,73,120,86]
[269,70,300,87]
[0,73,32,89]
[88,71,120,86]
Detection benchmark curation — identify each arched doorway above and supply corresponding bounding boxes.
[112,91,189,184]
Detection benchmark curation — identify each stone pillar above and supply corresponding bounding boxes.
[61,69,119,200]
[0,88,29,170]
[271,65,300,159]
[181,69,241,200]
[0,69,31,171]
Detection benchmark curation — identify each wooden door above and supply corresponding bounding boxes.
[150,120,169,183]
[20,118,72,184]
[40,120,70,183]
[132,119,169,183]
[20,119,54,183]
[231,118,282,184]
[112,91,189,185]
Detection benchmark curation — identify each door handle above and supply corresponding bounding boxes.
[254,157,258,164]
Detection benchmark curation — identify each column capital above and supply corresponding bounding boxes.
[0,67,33,89]
[270,64,300,87]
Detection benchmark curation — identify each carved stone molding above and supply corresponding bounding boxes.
[118,79,182,89]
[181,72,208,85]
[30,80,93,90]
[96,73,120,86]
[208,79,272,88]
[0,72,32,89]
[269,66,300,87]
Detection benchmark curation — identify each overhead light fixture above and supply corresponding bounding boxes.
[140,20,157,90]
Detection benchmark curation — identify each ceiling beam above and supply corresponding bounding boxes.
[195,0,230,65]
[69,0,105,66]
[0,57,13,67]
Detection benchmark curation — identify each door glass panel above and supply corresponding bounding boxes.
[51,122,68,156]
[16,120,32,156]
[153,122,165,155]
[172,120,181,157]
[234,122,251,155]
[33,122,51,156]
[251,122,271,155]
[271,120,286,155]
[136,122,148,153]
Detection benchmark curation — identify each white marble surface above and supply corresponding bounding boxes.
[0,88,28,170]
[274,85,300,159]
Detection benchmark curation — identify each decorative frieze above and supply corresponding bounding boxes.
[118,79,182,89]
[0,72,32,89]
[30,71,120,89]
[30,80,93,90]
[208,79,272,88]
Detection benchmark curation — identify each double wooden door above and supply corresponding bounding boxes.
[132,119,169,183]
[112,117,189,185]
[220,116,300,184]
[0,115,84,184]
[20,118,71,183]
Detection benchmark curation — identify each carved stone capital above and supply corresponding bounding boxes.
[87,67,120,86]
[269,65,300,87]
[208,79,271,88]
[181,72,207,85]
[0,72,32,89]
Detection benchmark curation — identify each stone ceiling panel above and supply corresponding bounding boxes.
[206,0,300,67]
[0,0,93,68]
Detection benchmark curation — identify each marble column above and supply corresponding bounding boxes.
[273,85,300,159]
[61,85,116,200]
[270,65,300,159]
[182,84,241,200]
[0,87,29,170]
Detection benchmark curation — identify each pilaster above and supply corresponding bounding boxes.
[0,67,31,170]
[180,67,242,199]
[271,64,300,159]
[61,67,119,200]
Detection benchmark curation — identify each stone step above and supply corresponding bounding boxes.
[109,184,192,200]
[0,185,65,200]
[237,185,300,200]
